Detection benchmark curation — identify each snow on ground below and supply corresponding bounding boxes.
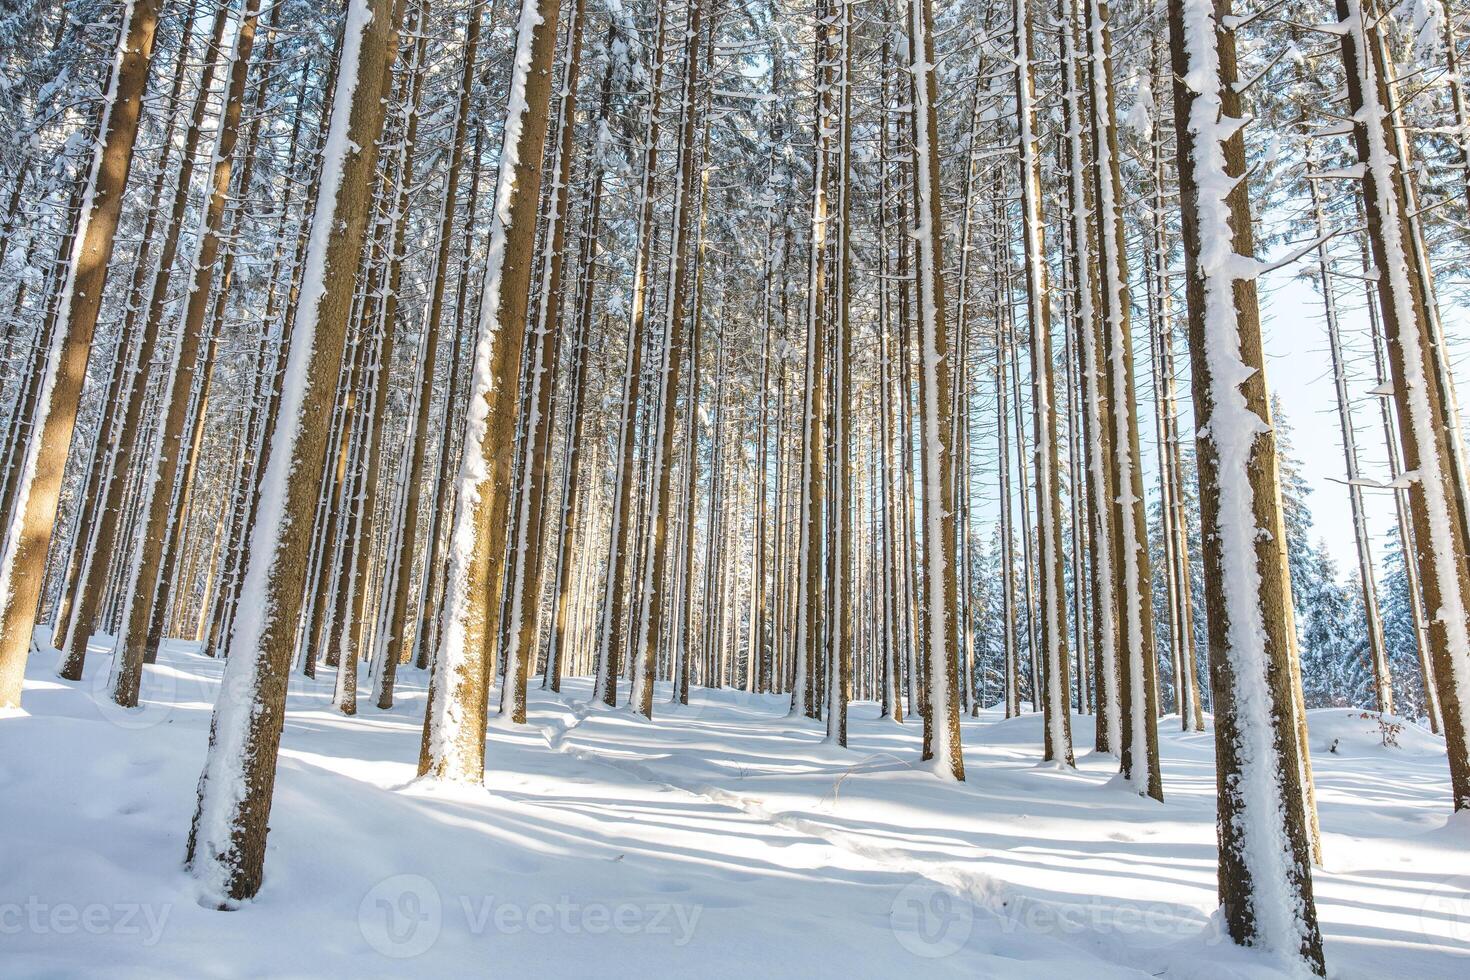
[2,641,1467,977]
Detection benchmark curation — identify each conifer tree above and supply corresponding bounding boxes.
[1167,0,1324,968]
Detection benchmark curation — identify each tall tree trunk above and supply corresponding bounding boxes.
[592,2,671,708]
[1147,54,1204,732]
[418,0,564,779]
[1088,0,1160,799]
[1339,0,1470,809]
[1168,0,1325,967]
[380,0,486,704]
[111,0,265,704]
[1306,140,1392,714]
[1363,230,1439,731]
[547,32,615,692]
[909,0,963,780]
[337,4,433,714]
[1016,0,1073,765]
[825,0,853,747]
[416,123,488,670]
[499,0,589,722]
[185,0,402,903]
[792,0,832,723]
[50,12,199,650]
[0,0,165,707]
[628,0,706,719]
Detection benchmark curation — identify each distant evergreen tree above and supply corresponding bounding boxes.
[1274,403,1373,710]
[1274,403,1316,601]
[1380,532,1433,723]
[1297,544,1371,708]
[1147,433,1209,712]
[972,524,1006,709]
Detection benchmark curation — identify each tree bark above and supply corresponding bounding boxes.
[1339,0,1470,809]
[1169,0,1325,967]
[0,0,165,707]
[418,0,565,779]
[184,0,402,903]
[909,0,963,779]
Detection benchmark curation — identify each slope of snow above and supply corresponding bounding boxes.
[1,643,1467,977]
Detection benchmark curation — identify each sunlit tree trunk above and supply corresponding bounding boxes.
[1087,0,1160,798]
[113,0,267,704]
[629,0,707,719]
[825,0,854,747]
[1169,0,1325,967]
[1016,0,1073,764]
[593,2,671,708]
[0,0,165,706]
[1339,0,1470,808]
[419,0,565,777]
[186,0,402,902]
[909,0,963,779]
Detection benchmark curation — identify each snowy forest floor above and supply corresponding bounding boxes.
[2,643,1468,978]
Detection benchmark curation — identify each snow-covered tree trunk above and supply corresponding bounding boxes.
[751,175,776,695]
[1161,324,1203,730]
[185,0,402,902]
[628,0,706,719]
[1007,327,1040,708]
[1016,0,1073,765]
[415,122,489,670]
[155,0,285,660]
[1063,0,1119,748]
[1061,247,1090,717]
[825,0,854,747]
[909,0,963,780]
[1306,141,1392,715]
[1145,48,1204,733]
[0,0,164,707]
[895,97,922,722]
[354,4,433,711]
[49,13,201,655]
[793,0,834,722]
[383,0,485,700]
[1167,0,1325,968]
[548,28,615,694]
[68,2,228,688]
[1052,0,1094,718]
[1087,0,1161,799]
[997,314,1020,720]
[498,0,588,723]
[701,321,730,689]
[673,241,704,704]
[110,2,266,703]
[1362,236,1440,732]
[418,0,565,777]
[875,47,902,721]
[1338,0,1470,808]
[593,1,670,709]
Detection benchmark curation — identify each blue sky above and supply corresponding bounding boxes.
[1257,265,1465,578]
